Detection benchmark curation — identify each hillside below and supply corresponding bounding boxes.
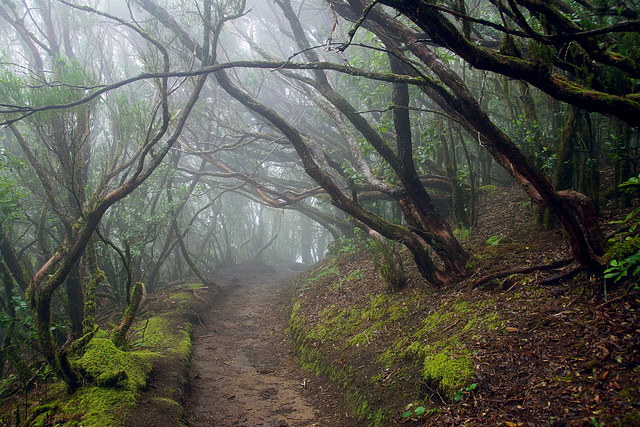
[287,185,640,426]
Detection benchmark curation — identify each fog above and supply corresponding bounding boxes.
[1,0,634,292]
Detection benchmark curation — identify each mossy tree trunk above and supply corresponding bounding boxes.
[556,106,580,191]
[440,122,470,228]
[578,113,601,214]
[66,265,85,338]
[83,239,107,335]
[338,0,606,275]
[110,282,145,349]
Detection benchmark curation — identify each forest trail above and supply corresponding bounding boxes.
[184,262,341,426]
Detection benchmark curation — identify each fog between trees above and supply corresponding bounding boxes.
[0,0,638,390]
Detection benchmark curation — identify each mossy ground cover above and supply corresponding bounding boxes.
[2,283,207,426]
[289,248,502,426]
[288,185,640,426]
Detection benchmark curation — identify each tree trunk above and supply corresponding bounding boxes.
[65,265,84,338]
[338,0,606,275]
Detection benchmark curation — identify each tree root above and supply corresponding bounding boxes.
[474,259,574,287]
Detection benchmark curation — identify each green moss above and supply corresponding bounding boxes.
[29,403,59,425]
[307,264,339,285]
[63,386,138,426]
[150,396,183,411]
[15,282,201,426]
[136,315,193,362]
[422,350,473,399]
[606,235,640,261]
[377,296,500,401]
[73,338,153,391]
[162,283,202,310]
[479,184,498,193]
[289,254,505,423]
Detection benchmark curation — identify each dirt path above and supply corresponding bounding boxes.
[184,263,343,426]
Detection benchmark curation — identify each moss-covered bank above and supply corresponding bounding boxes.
[19,283,207,427]
[287,248,501,426]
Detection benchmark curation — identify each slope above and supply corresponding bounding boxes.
[287,185,640,426]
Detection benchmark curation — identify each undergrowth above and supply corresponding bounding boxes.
[1,284,201,426]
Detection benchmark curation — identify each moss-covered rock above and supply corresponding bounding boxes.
[12,283,205,426]
[422,349,473,399]
[62,386,138,426]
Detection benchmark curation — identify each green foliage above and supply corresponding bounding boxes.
[0,152,26,223]
[618,174,640,195]
[402,404,439,420]
[486,235,503,246]
[453,382,477,402]
[604,175,640,286]
[306,264,339,287]
[604,252,640,284]
[26,58,98,121]
[0,295,39,341]
[346,269,363,281]
[454,226,472,241]
[328,236,360,256]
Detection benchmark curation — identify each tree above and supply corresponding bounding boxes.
[377,0,640,125]
[0,0,210,390]
[329,0,609,274]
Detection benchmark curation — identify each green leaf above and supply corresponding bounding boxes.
[414,406,426,415]
[402,410,412,418]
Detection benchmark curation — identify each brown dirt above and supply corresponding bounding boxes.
[183,262,349,426]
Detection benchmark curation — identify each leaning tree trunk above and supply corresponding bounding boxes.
[338,0,606,275]
[215,69,452,285]
[276,0,469,282]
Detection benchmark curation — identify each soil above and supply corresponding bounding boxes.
[183,262,349,426]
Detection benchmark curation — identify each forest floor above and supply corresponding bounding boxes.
[3,185,637,426]
[281,185,640,426]
[165,185,638,426]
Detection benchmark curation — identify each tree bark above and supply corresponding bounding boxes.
[378,0,640,126]
[337,0,606,275]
